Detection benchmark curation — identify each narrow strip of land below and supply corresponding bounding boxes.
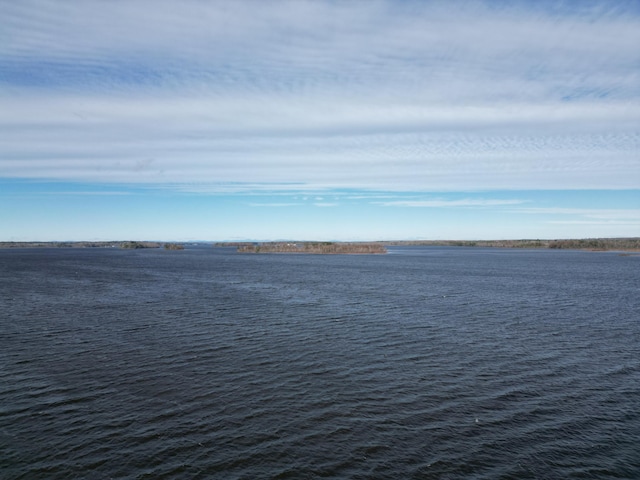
[382,238,640,250]
[0,241,184,250]
[223,238,640,253]
[235,242,387,254]
[1,238,638,252]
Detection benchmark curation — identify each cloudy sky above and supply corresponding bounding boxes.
[1,0,639,241]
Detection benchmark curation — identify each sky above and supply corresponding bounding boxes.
[1,0,639,241]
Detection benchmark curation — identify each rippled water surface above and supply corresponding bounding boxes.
[1,246,639,479]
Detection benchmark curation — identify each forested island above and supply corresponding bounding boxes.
[120,241,162,249]
[235,242,388,254]
[163,243,185,250]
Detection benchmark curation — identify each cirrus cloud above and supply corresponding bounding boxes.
[1,1,639,194]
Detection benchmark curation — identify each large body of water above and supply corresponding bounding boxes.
[1,246,639,479]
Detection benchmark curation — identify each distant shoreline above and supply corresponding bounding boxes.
[382,238,640,251]
[2,238,638,252]
[226,238,640,254]
[0,241,185,250]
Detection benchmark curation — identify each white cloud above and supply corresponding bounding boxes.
[1,1,639,193]
[2,94,638,191]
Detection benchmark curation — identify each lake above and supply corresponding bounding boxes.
[1,246,639,479]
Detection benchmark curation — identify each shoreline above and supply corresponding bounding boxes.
[0,241,184,250]
[1,238,639,252]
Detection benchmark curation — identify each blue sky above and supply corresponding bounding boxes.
[1,0,639,241]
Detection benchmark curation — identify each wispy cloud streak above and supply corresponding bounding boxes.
[377,199,526,208]
[248,203,301,208]
[517,208,640,221]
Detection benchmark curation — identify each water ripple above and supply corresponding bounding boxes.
[1,247,639,479]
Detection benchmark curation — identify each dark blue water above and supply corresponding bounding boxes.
[1,246,639,479]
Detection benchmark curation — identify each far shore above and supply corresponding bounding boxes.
[1,238,639,252]
[0,241,185,250]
